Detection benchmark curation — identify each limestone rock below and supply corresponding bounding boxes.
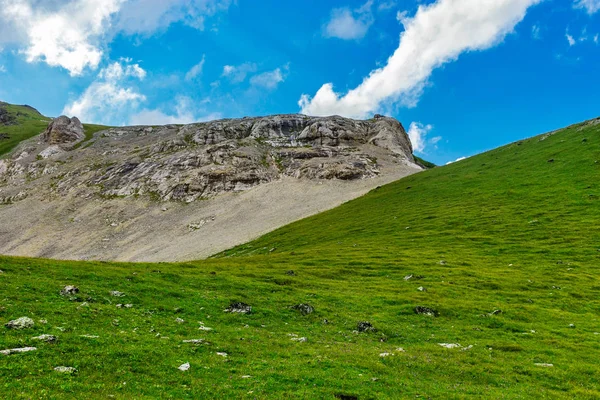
[5,316,35,329]
[42,116,84,146]
[0,347,37,355]
[60,285,79,296]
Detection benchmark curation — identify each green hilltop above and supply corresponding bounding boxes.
[0,102,108,157]
[1,113,600,399]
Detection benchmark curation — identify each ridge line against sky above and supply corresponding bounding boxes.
[0,0,599,165]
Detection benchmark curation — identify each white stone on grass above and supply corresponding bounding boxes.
[5,317,35,329]
[54,366,77,374]
[1,347,37,355]
[438,343,462,349]
[178,363,190,371]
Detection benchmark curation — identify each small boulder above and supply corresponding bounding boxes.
[414,306,438,317]
[110,291,125,297]
[178,363,190,371]
[5,317,35,329]
[224,302,252,314]
[60,285,79,296]
[357,321,375,332]
[0,347,37,355]
[54,366,77,374]
[292,303,314,316]
[32,334,58,343]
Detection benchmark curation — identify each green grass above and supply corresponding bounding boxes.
[0,103,51,157]
[0,102,110,156]
[1,118,600,398]
[413,155,436,169]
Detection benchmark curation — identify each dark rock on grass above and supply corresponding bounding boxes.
[60,285,79,296]
[414,306,438,317]
[335,394,358,400]
[292,304,314,316]
[285,270,296,276]
[357,321,375,332]
[5,317,35,329]
[225,302,252,314]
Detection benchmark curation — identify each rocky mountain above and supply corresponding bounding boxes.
[0,112,422,261]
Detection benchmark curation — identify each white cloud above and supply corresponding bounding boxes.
[407,122,433,154]
[0,0,122,76]
[0,0,233,75]
[446,156,467,165]
[250,67,286,90]
[323,0,375,40]
[0,65,6,73]
[185,55,206,81]
[129,97,221,125]
[222,63,257,83]
[574,0,600,14]
[301,0,541,118]
[63,60,146,125]
[115,0,233,34]
[566,33,576,46]
[595,34,599,44]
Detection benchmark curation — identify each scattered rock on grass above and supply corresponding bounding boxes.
[60,286,79,296]
[414,306,438,317]
[5,317,35,329]
[175,318,185,324]
[178,362,190,371]
[110,291,125,297]
[198,322,212,331]
[535,363,554,367]
[292,304,314,316]
[285,270,296,276]
[224,302,252,314]
[357,321,375,332]
[438,343,461,349]
[216,352,228,357]
[417,286,426,292]
[1,347,37,355]
[32,334,57,343]
[54,366,77,374]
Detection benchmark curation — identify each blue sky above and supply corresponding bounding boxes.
[0,0,599,165]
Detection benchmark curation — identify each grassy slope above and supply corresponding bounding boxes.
[0,103,51,157]
[1,118,600,399]
[0,102,109,156]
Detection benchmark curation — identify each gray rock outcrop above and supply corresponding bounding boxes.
[42,116,84,146]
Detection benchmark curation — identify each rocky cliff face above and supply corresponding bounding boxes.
[0,113,421,261]
[0,114,417,204]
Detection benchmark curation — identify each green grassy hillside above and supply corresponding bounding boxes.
[0,102,108,157]
[1,118,600,399]
[0,102,52,157]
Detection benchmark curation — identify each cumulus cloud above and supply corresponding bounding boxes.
[301,0,541,118]
[129,97,221,125]
[63,60,147,125]
[0,0,233,75]
[185,55,206,81]
[407,122,434,154]
[250,67,287,90]
[323,0,375,40]
[574,0,600,14]
[566,33,576,46]
[0,65,6,73]
[0,0,122,76]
